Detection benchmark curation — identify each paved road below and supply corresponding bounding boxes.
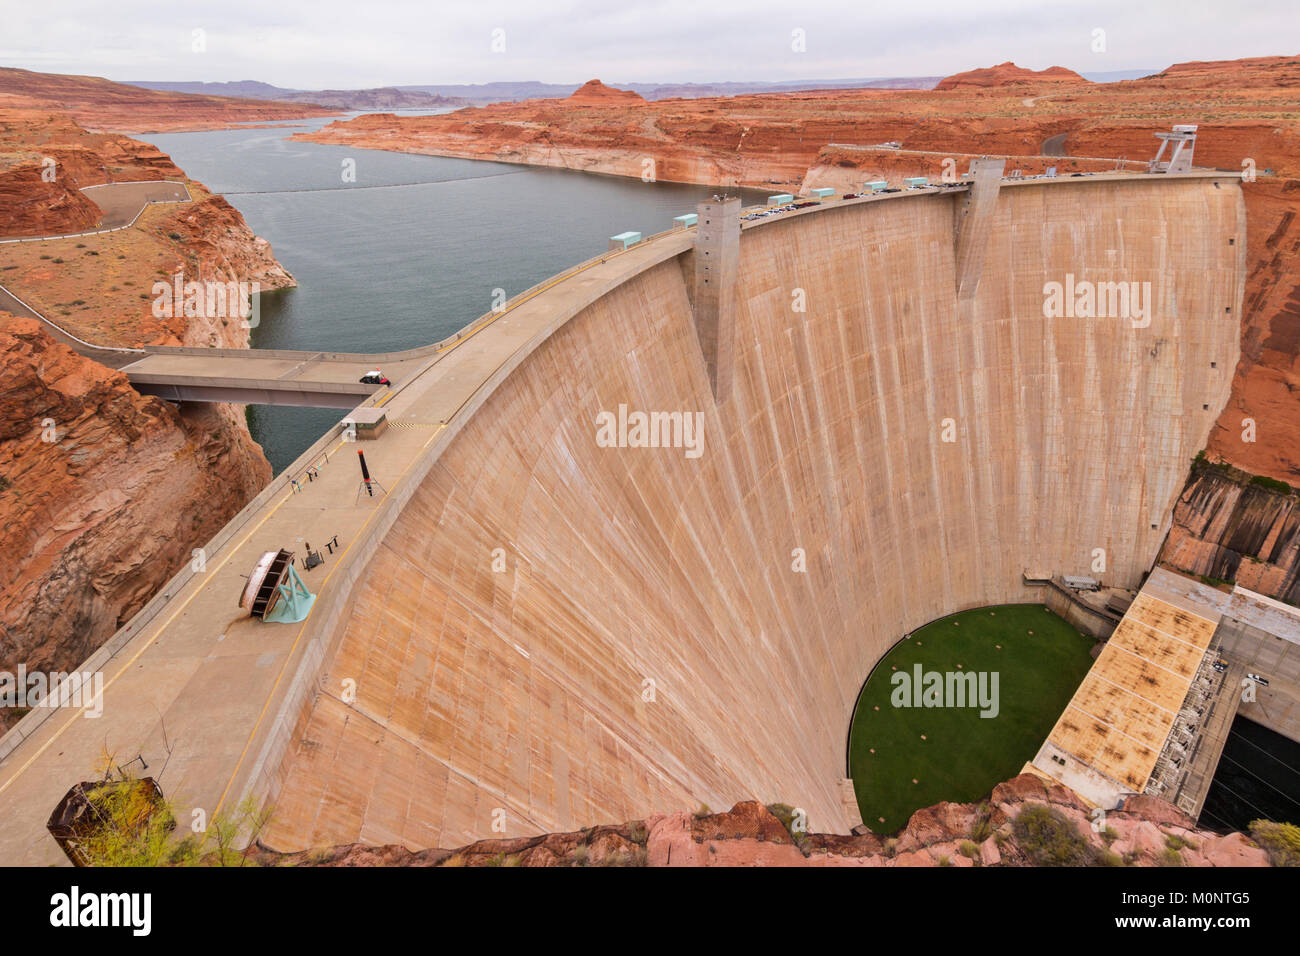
[0,285,39,320]
[80,181,192,229]
[0,180,193,245]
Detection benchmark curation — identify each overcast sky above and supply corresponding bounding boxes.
[3,0,1297,89]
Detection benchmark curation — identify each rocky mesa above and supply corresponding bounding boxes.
[934,61,1088,90]
[0,66,338,133]
[0,317,270,719]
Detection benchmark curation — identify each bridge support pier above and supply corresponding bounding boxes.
[692,196,741,403]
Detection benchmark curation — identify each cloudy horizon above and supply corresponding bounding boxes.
[2,0,1297,90]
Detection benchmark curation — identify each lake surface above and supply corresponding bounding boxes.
[143,114,765,472]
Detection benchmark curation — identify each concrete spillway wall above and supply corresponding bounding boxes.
[264,176,1245,849]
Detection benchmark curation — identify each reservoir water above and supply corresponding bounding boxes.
[142,114,766,472]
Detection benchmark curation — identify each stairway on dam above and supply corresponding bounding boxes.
[0,171,1247,862]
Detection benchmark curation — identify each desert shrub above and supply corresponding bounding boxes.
[1012,804,1096,866]
[74,779,267,867]
[1249,820,1300,867]
[767,803,796,829]
[1250,475,1293,496]
[958,840,980,860]
[767,802,811,849]
[1157,847,1184,867]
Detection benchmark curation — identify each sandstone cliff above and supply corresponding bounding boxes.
[1206,179,1300,482]
[0,111,296,344]
[0,318,270,729]
[0,110,187,238]
[0,163,102,238]
[1160,458,1300,604]
[1141,55,1300,90]
[0,113,286,727]
[249,775,1270,867]
[0,67,337,133]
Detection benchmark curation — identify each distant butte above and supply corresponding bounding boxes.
[0,65,338,133]
[934,61,1089,90]
[565,79,646,104]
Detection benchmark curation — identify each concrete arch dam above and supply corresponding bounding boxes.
[0,172,1245,862]
[260,173,1244,849]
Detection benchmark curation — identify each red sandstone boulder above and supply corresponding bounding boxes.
[1116,795,1197,829]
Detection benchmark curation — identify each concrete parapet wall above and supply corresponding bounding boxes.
[1044,581,1121,640]
[252,176,1246,849]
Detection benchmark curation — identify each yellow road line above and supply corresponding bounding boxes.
[0,437,343,796]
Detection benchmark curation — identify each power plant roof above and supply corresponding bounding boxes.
[1033,570,1222,802]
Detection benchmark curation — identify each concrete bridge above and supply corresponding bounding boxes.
[0,178,423,407]
[0,169,1247,864]
[0,282,437,407]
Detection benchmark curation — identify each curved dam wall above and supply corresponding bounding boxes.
[264,176,1245,849]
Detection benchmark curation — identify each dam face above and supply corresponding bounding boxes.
[264,176,1244,849]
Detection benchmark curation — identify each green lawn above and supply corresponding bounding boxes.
[848,604,1095,834]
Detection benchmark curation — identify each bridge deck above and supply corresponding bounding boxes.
[119,351,426,407]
